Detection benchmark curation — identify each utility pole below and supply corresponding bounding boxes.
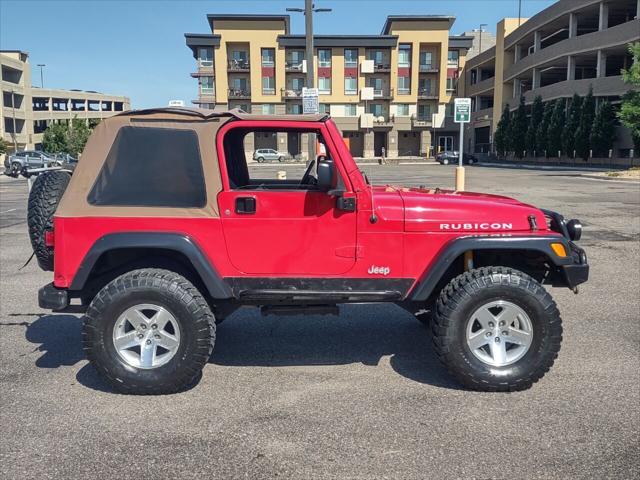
[287,1,331,160]
[37,64,46,88]
[518,0,522,26]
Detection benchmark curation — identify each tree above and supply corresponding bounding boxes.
[526,96,544,155]
[575,87,595,160]
[590,101,616,157]
[0,138,9,155]
[42,122,68,154]
[509,96,528,158]
[563,94,582,156]
[494,105,511,156]
[547,99,566,157]
[42,117,93,157]
[618,42,640,153]
[67,118,92,157]
[536,101,554,156]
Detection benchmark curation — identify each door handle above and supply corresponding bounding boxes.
[235,197,256,214]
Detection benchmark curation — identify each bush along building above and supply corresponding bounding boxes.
[185,14,473,159]
[464,0,640,160]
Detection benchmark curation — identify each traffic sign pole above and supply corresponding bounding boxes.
[454,98,471,192]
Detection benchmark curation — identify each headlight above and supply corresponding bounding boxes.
[566,219,582,241]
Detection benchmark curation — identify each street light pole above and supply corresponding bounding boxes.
[37,64,46,88]
[287,1,331,160]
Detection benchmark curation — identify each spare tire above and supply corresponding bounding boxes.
[27,171,71,271]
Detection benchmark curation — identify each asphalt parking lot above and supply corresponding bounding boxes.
[1,164,639,479]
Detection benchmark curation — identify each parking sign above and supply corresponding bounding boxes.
[454,98,471,123]
[302,87,319,114]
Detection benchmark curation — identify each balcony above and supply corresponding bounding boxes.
[228,88,251,99]
[419,64,439,73]
[281,88,303,100]
[371,87,393,100]
[285,61,305,72]
[191,60,214,77]
[411,115,432,128]
[227,59,250,72]
[192,93,215,105]
[418,88,438,100]
[372,115,394,127]
[364,61,391,73]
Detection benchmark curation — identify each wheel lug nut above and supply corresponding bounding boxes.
[488,322,494,327]
[502,331,508,336]
[495,337,501,343]
[141,324,147,330]
[499,321,505,327]
[138,334,144,339]
[485,332,492,337]
[151,324,157,330]
[154,334,160,339]
[146,339,152,345]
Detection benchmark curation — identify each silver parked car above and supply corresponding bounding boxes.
[253,148,285,163]
[4,150,58,177]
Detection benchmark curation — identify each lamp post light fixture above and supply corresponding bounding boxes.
[37,64,45,88]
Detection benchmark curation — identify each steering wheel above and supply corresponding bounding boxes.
[299,158,317,187]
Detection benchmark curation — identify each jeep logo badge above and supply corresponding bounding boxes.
[368,265,390,276]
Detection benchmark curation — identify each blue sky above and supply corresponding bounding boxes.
[0,0,555,108]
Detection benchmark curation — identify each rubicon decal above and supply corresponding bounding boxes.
[368,265,391,276]
[440,223,513,231]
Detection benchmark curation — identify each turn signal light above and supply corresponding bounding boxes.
[550,242,567,257]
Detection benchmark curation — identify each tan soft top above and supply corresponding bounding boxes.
[56,107,328,219]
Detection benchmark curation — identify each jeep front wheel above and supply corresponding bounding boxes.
[431,267,562,392]
[83,269,215,394]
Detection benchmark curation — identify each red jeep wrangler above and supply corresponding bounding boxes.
[30,108,588,394]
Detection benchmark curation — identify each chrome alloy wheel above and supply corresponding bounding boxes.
[112,304,181,369]
[465,300,533,367]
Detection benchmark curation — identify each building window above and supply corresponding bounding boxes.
[446,77,458,92]
[420,51,433,69]
[261,48,275,67]
[344,48,358,67]
[319,77,331,94]
[418,104,431,120]
[396,104,410,116]
[288,104,303,114]
[262,104,276,115]
[287,50,305,69]
[344,104,357,116]
[344,77,357,94]
[262,76,275,95]
[446,103,454,117]
[318,49,332,67]
[419,78,433,95]
[447,50,459,68]
[230,50,249,69]
[231,77,248,93]
[198,47,213,67]
[200,76,214,95]
[398,45,411,67]
[398,76,410,94]
[291,77,305,92]
[201,103,215,110]
[368,103,384,117]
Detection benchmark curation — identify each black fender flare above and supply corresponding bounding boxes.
[69,232,233,299]
[408,235,573,301]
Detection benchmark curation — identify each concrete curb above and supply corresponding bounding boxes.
[579,173,640,183]
[477,162,613,172]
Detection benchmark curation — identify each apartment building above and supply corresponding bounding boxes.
[185,14,473,158]
[1,50,130,152]
[464,0,639,156]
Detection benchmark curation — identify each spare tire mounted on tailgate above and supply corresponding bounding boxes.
[27,171,71,271]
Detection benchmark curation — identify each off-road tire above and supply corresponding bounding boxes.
[27,170,71,271]
[82,269,215,395]
[431,267,562,392]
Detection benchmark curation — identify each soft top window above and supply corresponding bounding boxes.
[88,126,206,208]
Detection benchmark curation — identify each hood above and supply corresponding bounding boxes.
[385,186,546,233]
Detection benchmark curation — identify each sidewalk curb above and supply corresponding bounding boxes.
[579,174,640,183]
[477,162,614,172]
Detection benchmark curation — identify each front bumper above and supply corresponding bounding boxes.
[560,242,589,289]
[38,282,69,311]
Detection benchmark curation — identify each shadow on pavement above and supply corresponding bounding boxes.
[25,304,462,392]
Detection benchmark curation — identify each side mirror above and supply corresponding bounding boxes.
[317,159,337,191]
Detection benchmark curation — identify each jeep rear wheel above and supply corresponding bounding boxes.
[82,269,215,395]
[431,267,562,392]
